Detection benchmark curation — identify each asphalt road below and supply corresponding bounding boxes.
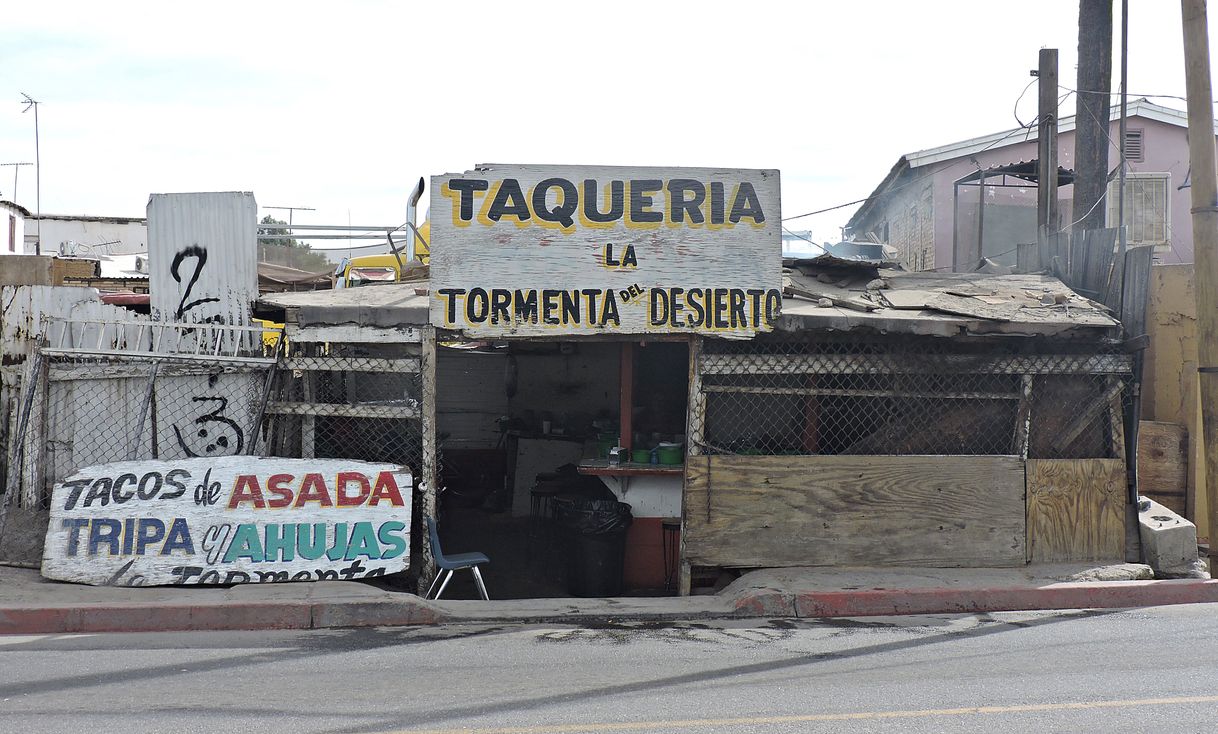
[2,603,1218,733]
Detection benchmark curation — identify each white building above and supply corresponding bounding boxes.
[24,213,148,258]
[1,200,31,255]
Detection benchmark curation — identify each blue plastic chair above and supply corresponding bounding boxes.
[424,516,491,600]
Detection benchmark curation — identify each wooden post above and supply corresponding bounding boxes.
[1037,48,1060,235]
[620,341,634,452]
[420,326,438,586]
[1181,0,1218,567]
[680,336,704,597]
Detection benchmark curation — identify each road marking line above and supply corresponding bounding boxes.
[383,694,1218,734]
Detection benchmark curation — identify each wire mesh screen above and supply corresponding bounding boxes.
[263,344,423,474]
[14,356,269,507]
[699,337,1131,458]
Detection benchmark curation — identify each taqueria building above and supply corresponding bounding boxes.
[257,163,1133,598]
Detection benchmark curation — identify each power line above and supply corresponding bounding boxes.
[782,121,1036,223]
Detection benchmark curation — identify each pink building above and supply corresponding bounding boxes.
[846,99,1202,271]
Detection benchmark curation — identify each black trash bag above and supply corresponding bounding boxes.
[556,499,633,597]
[557,499,633,535]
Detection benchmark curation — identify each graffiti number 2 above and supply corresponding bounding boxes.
[171,245,221,319]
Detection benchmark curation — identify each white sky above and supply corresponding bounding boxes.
[1,0,1213,247]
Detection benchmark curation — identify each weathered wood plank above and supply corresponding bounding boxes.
[281,357,420,373]
[1137,421,1188,513]
[264,402,419,420]
[702,385,1020,400]
[698,353,1133,377]
[285,324,423,343]
[682,455,1026,568]
[1026,458,1126,562]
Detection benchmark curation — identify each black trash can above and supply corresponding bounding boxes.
[557,498,633,597]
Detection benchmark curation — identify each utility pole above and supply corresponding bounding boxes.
[1036,48,1059,237]
[1117,0,1129,262]
[1074,0,1114,233]
[1181,0,1218,569]
[20,94,41,255]
[0,162,32,202]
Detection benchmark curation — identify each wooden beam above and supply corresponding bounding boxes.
[1014,374,1035,459]
[698,353,1133,377]
[1181,0,1218,568]
[420,325,438,591]
[281,357,420,373]
[1052,379,1124,451]
[285,323,423,344]
[620,341,633,452]
[703,384,1021,400]
[264,402,419,419]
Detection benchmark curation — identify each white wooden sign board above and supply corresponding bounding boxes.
[42,457,412,586]
[429,164,782,338]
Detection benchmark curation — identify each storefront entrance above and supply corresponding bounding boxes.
[434,339,688,599]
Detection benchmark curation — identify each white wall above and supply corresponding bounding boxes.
[35,217,148,257]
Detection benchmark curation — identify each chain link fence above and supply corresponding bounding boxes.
[262,342,423,473]
[5,355,270,509]
[699,335,1132,459]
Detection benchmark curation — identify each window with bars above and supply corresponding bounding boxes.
[1106,172,1170,248]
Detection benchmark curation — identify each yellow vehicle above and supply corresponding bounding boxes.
[337,178,430,288]
[338,220,430,287]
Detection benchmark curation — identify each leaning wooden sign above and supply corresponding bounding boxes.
[430,164,782,338]
[41,457,412,586]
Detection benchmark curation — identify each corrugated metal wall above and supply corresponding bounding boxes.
[147,192,258,328]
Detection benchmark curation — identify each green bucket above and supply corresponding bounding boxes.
[655,445,683,465]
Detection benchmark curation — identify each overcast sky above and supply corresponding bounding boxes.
[1,0,1213,247]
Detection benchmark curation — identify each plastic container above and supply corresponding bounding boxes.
[655,444,683,465]
[631,448,651,464]
[557,499,633,597]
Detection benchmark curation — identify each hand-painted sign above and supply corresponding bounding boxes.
[429,164,782,338]
[41,457,412,586]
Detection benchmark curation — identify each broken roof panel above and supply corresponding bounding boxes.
[259,269,1118,340]
[780,268,1119,338]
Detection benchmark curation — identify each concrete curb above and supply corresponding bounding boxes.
[728,578,1218,618]
[4,579,1218,635]
[0,597,445,635]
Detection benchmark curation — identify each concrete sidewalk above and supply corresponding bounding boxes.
[2,562,1216,635]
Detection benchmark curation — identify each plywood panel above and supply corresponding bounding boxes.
[682,455,1025,568]
[1026,458,1125,562]
[1142,264,1207,536]
[1136,421,1187,514]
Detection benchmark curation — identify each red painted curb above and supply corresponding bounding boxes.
[0,598,445,635]
[790,579,1218,618]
